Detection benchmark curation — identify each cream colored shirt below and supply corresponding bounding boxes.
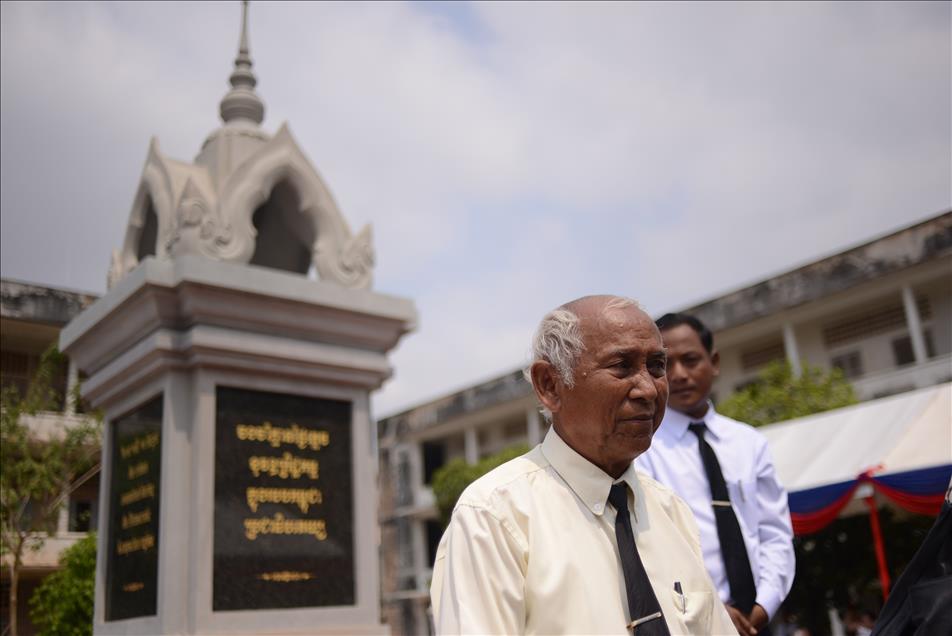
[431,428,736,635]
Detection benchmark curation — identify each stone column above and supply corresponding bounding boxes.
[526,407,542,447]
[901,285,929,364]
[410,519,428,589]
[64,359,79,415]
[58,502,70,534]
[464,427,479,465]
[408,442,424,506]
[782,322,802,376]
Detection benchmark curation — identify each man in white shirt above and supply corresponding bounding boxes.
[430,296,735,635]
[636,313,795,636]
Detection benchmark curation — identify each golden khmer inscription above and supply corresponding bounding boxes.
[127,460,149,480]
[258,571,314,582]
[248,452,319,480]
[121,508,152,530]
[243,513,327,541]
[120,483,155,506]
[235,422,330,451]
[116,533,155,555]
[119,432,159,459]
[246,486,323,513]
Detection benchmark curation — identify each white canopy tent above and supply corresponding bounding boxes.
[761,382,951,499]
[759,382,951,598]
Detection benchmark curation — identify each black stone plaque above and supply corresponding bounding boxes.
[105,395,163,622]
[213,386,354,611]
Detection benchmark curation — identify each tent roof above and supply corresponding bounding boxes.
[759,382,951,493]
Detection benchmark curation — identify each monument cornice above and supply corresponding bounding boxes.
[78,325,395,408]
[62,256,416,401]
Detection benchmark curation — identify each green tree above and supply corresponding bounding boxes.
[717,360,857,427]
[431,444,530,527]
[28,532,97,636]
[1,345,101,636]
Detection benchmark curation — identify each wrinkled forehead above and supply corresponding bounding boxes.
[579,303,662,347]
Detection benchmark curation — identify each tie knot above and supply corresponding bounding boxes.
[688,422,707,438]
[608,483,629,514]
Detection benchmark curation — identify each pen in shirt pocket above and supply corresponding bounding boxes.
[674,581,685,613]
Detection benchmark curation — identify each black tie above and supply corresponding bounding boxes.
[688,422,757,614]
[608,483,670,635]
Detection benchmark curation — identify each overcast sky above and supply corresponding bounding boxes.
[1,1,949,417]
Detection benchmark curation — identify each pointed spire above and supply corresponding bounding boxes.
[219,0,265,125]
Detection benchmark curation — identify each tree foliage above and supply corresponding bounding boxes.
[0,345,101,636]
[431,444,530,527]
[717,360,858,427]
[28,532,97,636]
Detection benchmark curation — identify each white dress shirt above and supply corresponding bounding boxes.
[635,404,795,618]
[430,427,736,635]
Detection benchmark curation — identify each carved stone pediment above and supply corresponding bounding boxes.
[111,123,375,291]
[109,4,374,290]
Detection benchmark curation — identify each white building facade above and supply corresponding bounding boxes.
[1,279,100,635]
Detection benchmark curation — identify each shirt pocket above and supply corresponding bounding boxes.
[669,588,714,634]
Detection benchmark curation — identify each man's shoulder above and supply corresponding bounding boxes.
[457,446,549,507]
[712,411,768,446]
[636,470,688,509]
[634,470,699,531]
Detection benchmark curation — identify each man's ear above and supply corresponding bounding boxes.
[710,348,721,378]
[530,361,562,415]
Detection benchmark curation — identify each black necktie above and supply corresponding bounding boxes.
[688,422,757,614]
[608,483,670,635]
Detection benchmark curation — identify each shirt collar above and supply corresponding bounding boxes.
[541,427,640,517]
[663,401,723,442]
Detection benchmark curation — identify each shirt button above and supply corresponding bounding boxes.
[593,503,603,512]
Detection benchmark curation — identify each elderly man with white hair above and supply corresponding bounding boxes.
[430,295,735,635]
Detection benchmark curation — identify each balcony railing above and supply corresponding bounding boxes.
[18,410,97,441]
[852,353,952,400]
[0,532,89,570]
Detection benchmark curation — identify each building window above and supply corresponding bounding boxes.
[0,350,34,397]
[0,350,68,411]
[396,452,412,507]
[822,297,932,347]
[69,500,95,532]
[503,420,525,442]
[425,519,443,567]
[401,600,417,636]
[891,329,936,367]
[422,441,446,486]
[831,351,864,379]
[740,340,786,372]
[0,581,9,633]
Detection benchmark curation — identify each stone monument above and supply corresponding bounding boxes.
[60,4,416,634]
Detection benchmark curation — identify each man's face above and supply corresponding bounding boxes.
[661,323,719,418]
[549,303,669,477]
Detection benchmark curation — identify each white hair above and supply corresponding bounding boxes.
[525,295,639,404]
